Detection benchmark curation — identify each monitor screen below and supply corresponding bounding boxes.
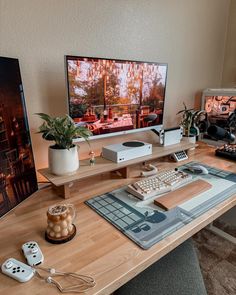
[202,88,236,130]
[66,56,168,139]
[0,56,38,218]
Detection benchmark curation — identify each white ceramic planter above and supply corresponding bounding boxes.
[48,145,79,176]
[182,135,196,150]
[182,135,196,144]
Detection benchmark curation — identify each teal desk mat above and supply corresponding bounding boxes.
[85,162,236,249]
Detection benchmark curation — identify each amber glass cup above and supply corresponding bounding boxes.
[45,204,76,244]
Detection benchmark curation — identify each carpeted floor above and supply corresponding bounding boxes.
[193,222,236,295]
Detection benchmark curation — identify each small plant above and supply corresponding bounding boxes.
[177,103,195,137]
[37,113,92,149]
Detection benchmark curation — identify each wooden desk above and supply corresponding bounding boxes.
[0,142,236,295]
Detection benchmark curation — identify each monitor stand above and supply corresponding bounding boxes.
[151,128,160,137]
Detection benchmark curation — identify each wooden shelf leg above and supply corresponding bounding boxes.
[52,182,74,199]
[115,167,130,178]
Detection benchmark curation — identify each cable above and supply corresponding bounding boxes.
[141,164,158,177]
[34,266,96,293]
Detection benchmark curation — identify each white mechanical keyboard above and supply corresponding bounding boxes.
[126,168,192,200]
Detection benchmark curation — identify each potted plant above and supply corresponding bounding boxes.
[37,113,92,175]
[177,103,197,144]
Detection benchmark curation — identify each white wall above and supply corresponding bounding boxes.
[222,0,236,87]
[0,0,230,168]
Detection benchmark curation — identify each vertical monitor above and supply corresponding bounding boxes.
[0,56,37,218]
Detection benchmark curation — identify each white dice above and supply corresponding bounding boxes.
[1,258,35,283]
[22,241,44,266]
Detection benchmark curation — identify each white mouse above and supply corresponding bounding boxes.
[187,164,208,175]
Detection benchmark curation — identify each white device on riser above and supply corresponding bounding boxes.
[22,241,44,266]
[1,258,35,282]
[102,141,152,163]
[159,127,183,146]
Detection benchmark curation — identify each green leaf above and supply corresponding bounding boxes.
[36,113,92,149]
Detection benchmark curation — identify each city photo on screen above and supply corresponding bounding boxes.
[0,56,37,218]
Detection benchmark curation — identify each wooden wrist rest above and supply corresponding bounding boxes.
[154,179,212,210]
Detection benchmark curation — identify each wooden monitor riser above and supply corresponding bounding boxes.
[39,141,195,199]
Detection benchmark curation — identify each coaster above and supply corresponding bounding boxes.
[45,224,77,244]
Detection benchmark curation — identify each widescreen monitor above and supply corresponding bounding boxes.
[65,56,168,140]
